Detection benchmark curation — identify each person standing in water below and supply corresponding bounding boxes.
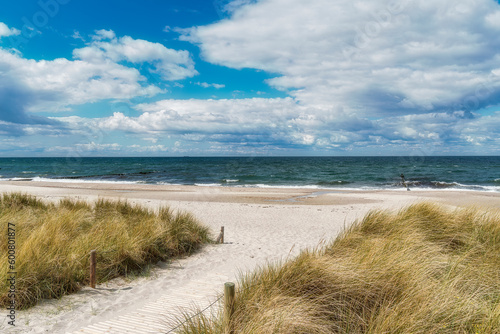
[400,173,410,191]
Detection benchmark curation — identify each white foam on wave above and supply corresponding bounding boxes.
[244,183,500,193]
[0,177,33,181]
[1,177,498,193]
[194,183,222,187]
[390,185,500,193]
[476,185,500,192]
[245,184,323,190]
[30,177,142,185]
[156,182,182,186]
[432,181,460,186]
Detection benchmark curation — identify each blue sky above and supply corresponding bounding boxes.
[1,0,500,156]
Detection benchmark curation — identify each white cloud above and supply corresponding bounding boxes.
[72,31,85,41]
[71,95,500,154]
[142,137,159,143]
[184,0,500,117]
[485,11,500,29]
[101,98,300,135]
[219,0,257,15]
[3,0,500,156]
[0,48,161,113]
[126,144,169,152]
[75,142,121,151]
[47,101,500,155]
[90,97,378,149]
[74,30,198,81]
[93,29,116,40]
[0,22,20,38]
[45,142,121,153]
[195,82,225,89]
[0,28,197,120]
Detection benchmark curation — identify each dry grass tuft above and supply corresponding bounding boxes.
[178,202,500,334]
[0,193,212,309]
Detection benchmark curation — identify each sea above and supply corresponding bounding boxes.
[0,156,499,192]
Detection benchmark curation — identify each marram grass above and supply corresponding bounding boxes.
[178,203,500,334]
[0,193,212,309]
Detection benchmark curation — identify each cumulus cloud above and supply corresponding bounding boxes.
[100,98,299,135]
[0,23,20,38]
[74,30,198,81]
[0,70,65,136]
[0,47,161,113]
[0,27,197,136]
[3,0,500,156]
[89,98,379,149]
[66,94,498,154]
[184,0,500,117]
[214,0,257,17]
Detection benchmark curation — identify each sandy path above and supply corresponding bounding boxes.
[0,181,498,333]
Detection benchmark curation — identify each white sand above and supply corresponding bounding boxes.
[0,181,499,333]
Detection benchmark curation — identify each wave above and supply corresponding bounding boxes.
[31,177,142,185]
[400,180,500,192]
[403,180,460,189]
[430,181,459,189]
[316,180,351,186]
[223,179,240,183]
[194,183,223,187]
[1,176,498,193]
[242,184,321,189]
[45,170,160,181]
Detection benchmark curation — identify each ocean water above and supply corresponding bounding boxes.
[0,156,499,192]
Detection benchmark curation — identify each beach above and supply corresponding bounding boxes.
[1,181,499,333]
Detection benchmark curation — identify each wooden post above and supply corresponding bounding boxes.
[216,226,225,244]
[224,282,235,332]
[90,250,96,288]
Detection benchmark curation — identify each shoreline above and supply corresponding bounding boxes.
[1,180,500,208]
[1,181,499,333]
[2,177,499,193]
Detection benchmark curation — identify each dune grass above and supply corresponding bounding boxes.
[178,203,500,334]
[0,193,212,309]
